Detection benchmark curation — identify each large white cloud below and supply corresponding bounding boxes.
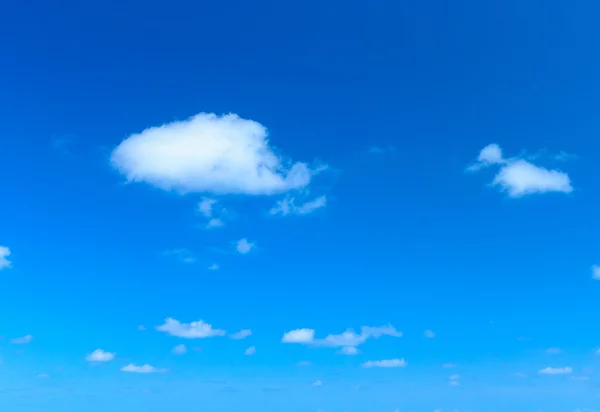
[110,113,315,195]
[0,246,12,270]
[156,318,226,339]
[467,144,573,197]
[281,325,402,348]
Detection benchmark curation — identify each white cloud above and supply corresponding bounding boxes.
[442,363,456,368]
[296,361,312,366]
[467,144,573,197]
[424,330,435,338]
[86,349,115,362]
[449,374,460,380]
[138,325,146,331]
[164,249,196,264]
[198,197,217,217]
[37,373,50,379]
[269,195,327,216]
[230,329,252,340]
[282,328,315,343]
[368,145,395,155]
[0,246,12,270]
[338,346,359,355]
[208,263,219,270]
[121,364,165,374]
[110,113,315,195]
[245,346,256,355]
[236,238,254,254]
[539,366,573,375]
[362,359,407,368]
[312,380,323,386]
[592,265,600,280]
[172,344,187,355]
[449,380,460,386]
[282,325,402,349]
[546,347,562,354]
[11,334,33,344]
[206,218,224,229]
[156,318,226,339]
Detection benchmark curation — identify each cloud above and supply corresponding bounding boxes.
[198,198,227,229]
[539,366,573,375]
[121,364,165,374]
[281,325,402,349]
[230,329,252,340]
[138,325,146,331]
[164,249,196,264]
[362,359,407,368]
[245,346,256,355]
[172,344,187,355]
[110,113,315,195]
[11,335,33,344]
[442,363,457,368]
[338,346,359,355]
[312,380,323,386]
[208,263,219,270]
[449,374,460,380]
[467,144,573,197]
[449,380,460,386]
[296,361,312,366]
[269,196,327,216]
[0,246,12,270]
[36,373,50,379]
[424,329,435,338]
[368,145,395,155]
[545,347,562,354]
[156,318,226,339]
[282,328,315,343]
[236,238,255,254]
[85,349,115,362]
[592,265,600,280]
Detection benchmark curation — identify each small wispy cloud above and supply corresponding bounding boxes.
[312,380,323,386]
[121,364,166,374]
[467,143,573,197]
[198,198,229,229]
[424,330,435,338]
[338,346,359,355]
[36,373,50,379]
[362,359,407,368]
[368,145,395,155]
[208,263,219,270]
[230,329,252,340]
[592,265,600,280]
[0,246,12,270]
[269,196,327,216]
[442,362,457,368]
[11,335,33,344]
[172,344,187,355]
[85,349,115,362]
[539,366,573,375]
[244,346,256,356]
[236,238,255,254]
[164,248,196,264]
[281,325,402,349]
[156,318,226,339]
[545,347,562,355]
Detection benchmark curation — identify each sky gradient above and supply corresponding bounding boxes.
[2,1,600,411]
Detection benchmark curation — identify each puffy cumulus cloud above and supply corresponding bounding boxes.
[244,346,256,355]
[539,366,573,375]
[172,344,187,355]
[269,195,327,216]
[11,334,33,344]
[197,198,228,229]
[230,329,252,340]
[282,328,315,343]
[362,358,407,368]
[121,363,166,373]
[592,265,600,280]
[281,325,402,349]
[156,318,226,339]
[110,113,315,195]
[85,349,115,362]
[0,246,12,270]
[236,238,255,254]
[467,144,573,197]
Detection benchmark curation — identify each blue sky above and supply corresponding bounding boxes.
[2,0,600,411]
